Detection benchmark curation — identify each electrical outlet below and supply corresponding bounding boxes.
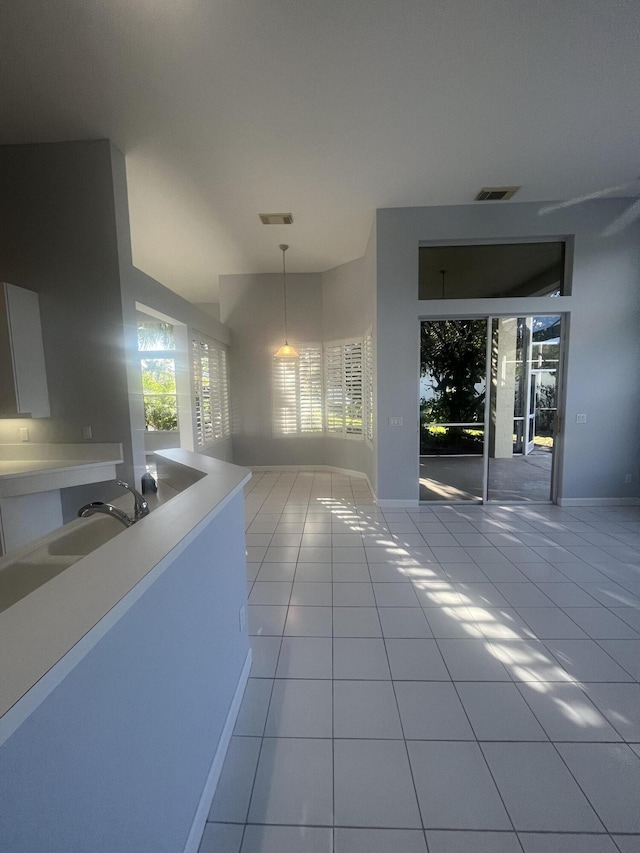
[19,427,29,441]
[239,604,247,632]
[625,474,633,484]
[82,425,92,439]
[576,413,587,424]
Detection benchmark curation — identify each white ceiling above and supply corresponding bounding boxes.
[1,0,639,304]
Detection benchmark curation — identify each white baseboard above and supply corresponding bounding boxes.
[558,497,640,507]
[328,467,375,499]
[183,647,252,853]
[364,475,375,498]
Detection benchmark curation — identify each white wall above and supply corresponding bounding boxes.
[375,200,640,502]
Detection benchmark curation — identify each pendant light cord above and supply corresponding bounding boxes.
[280,243,289,344]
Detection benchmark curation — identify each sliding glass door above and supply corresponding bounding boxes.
[420,315,563,503]
[420,320,488,501]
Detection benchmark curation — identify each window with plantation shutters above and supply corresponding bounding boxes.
[272,338,368,440]
[324,343,344,435]
[210,345,230,441]
[272,355,298,435]
[192,335,231,447]
[364,331,374,444]
[324,338,364,439]
[272,344,323,436]
[344,340,363,435]
[298,346,323,433]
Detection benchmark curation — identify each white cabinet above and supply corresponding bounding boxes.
[0,282,50,418]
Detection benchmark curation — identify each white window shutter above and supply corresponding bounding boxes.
[210,346,223,441]
[272,356,299,435]
[219,347,231,438]
[299,346,323,433]
[193,335,231,447]
[364,332,374,443]
[272,344,323,436]
[324,343,344,434]
[344,339,363,436]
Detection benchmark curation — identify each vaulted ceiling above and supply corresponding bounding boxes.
[1,1,639,303]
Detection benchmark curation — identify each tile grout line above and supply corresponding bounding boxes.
[204,479,640,850]
[239,470,297,847]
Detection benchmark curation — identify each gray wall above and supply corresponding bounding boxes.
[322,249,375,485]
[0,492,249,853]
[375,200,640,501]
[0,140,232,523]
[195,302,221,322]
[220,243,378,483]
[0,140,134,518]
[220,271,327,467]
[363,218,378,491]
[110,143,233,479]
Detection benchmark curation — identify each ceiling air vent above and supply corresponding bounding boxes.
[475,186,521,201]
[259,213,294,225]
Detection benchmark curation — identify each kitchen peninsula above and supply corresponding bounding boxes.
[0,450,251,853]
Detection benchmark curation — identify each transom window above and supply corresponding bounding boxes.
[419,242,567,299]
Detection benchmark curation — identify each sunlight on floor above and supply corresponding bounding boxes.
[210,469,640,852]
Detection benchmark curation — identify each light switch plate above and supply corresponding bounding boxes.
[388,416,403,427]
[576,413,587,424]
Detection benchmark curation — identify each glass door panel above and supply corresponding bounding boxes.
[487,315,561,502]
[420,320,487,501]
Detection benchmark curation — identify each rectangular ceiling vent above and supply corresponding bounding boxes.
[259,213,294,225]
[475,186,521,201]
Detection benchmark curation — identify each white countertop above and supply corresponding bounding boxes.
[0,450,250,726]
[0,443,124,497]
[0,459,86,474]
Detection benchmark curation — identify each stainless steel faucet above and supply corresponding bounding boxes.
[116,480,150,521]
[77,501,134,528]
[78,479,150,527]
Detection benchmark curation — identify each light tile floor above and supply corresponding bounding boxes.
[199,470,640,853]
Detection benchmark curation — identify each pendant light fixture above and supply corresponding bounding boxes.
[274,243,298,358]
